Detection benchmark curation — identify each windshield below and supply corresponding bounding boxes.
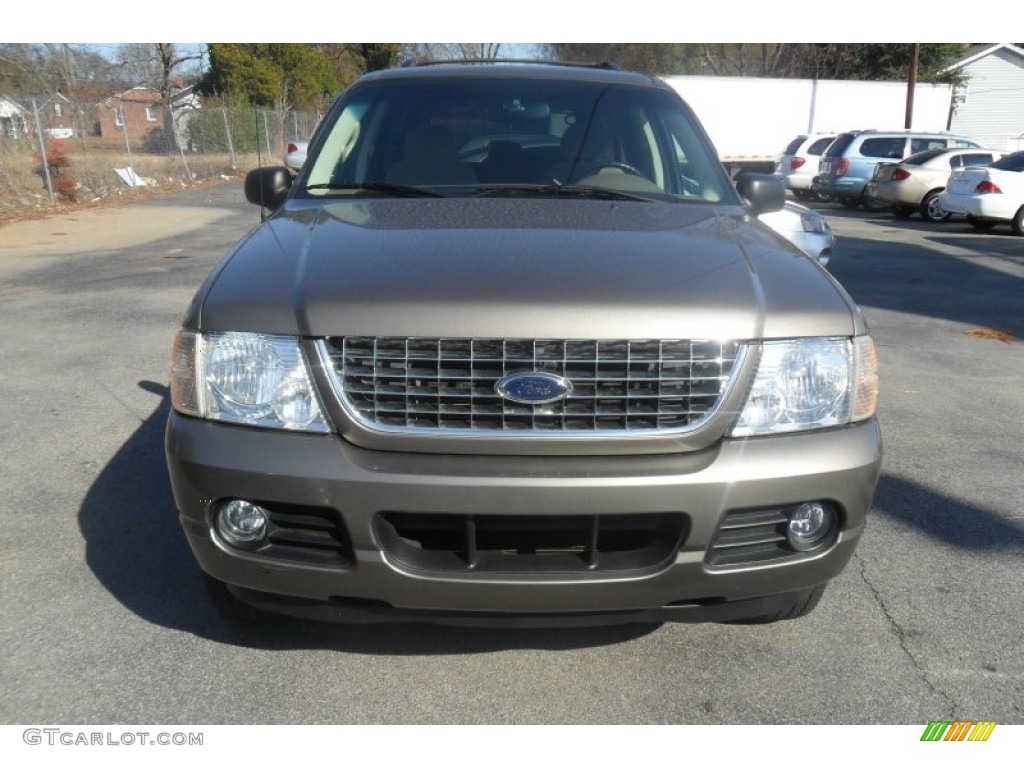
[301,74,731,203]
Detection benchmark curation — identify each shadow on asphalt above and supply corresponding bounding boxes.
[872,475,1024,549]
[821,216,1024,338]
[78,382,658,652]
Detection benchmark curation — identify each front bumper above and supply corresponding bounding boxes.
[166,413,882,622]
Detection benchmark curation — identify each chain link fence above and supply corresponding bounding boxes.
[0,97,322,217]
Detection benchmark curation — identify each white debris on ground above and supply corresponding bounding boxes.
[114,168,155,187]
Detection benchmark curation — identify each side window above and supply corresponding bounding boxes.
[808,136,834,155]
[950,139,980,148]
[949,156,961,168]
[910,138,945,154]
[861,137,905,158]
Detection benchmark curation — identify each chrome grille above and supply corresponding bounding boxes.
[320,337,743,434]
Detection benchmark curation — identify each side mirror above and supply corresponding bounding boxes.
[244,167,292,211]
[735,172,785,215]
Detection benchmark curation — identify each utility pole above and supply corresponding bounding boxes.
[905,43,920,129]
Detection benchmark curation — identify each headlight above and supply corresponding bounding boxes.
[170,330,330,433]
[799,211,829,234]
[730,336,878,436]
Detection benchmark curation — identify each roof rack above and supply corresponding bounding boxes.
[399,58,620,70]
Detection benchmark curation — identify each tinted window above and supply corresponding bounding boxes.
[991,152,1024,172]
[909,138,946,154]
[807,136,835,155]
[960,153,995,168]
[903,149,946,166]
[783,136,806,155]
[824,133,856,158]
[861,137,905,159]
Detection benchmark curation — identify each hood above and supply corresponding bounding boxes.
[198,197,859,340]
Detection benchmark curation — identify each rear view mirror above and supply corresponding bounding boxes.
[244,167,292,211]
[735,172,785,215]
[503,99,551,121]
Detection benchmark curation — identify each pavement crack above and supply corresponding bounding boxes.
[855,552,956,718]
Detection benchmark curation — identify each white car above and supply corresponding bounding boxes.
[284,140,309,173]
[938,150,1024,235]
[868,147,1004,222]
[774,133,835,201]
[759,200,835,267]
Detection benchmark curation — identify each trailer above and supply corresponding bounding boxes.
[660,75,955,175]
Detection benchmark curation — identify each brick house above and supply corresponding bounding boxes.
[97,85,200,147]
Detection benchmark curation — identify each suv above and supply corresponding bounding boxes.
[814,129,982,210]
[166,63,882,627]
[774,133,836,200]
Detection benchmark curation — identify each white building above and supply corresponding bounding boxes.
[945,43,1024,151]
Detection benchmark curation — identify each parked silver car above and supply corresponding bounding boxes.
[166,63,881,627]
[758,200,835,266]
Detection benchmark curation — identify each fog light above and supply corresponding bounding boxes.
[787,502,835,551]
[216,500,268,547]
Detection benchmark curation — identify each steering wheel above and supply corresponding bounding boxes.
[568,161,646,183]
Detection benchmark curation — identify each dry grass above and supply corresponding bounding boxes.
[0,141,267,224]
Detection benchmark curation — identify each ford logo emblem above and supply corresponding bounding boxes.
[495,372,573,405]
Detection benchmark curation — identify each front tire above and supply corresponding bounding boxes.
[724,584,827,625]
[202,573,270,623]
[920,190,950,223]
[1012,206,1024,236]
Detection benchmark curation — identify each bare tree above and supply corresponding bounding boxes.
[115,43,204,154]
[403,43,503,62]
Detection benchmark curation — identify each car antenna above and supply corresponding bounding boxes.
[253,102,267,220]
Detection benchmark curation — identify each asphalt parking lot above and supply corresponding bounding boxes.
[0,184,1021,724]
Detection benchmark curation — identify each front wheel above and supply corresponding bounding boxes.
[723,584,827,624]
[920,190,950,223]
[1012,206,1024,236]
[202,573,271,624]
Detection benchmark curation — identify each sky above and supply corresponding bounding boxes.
[7,1,1017,46]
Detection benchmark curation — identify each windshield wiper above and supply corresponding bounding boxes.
[301,182,444,198]
[471,184,654,202]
